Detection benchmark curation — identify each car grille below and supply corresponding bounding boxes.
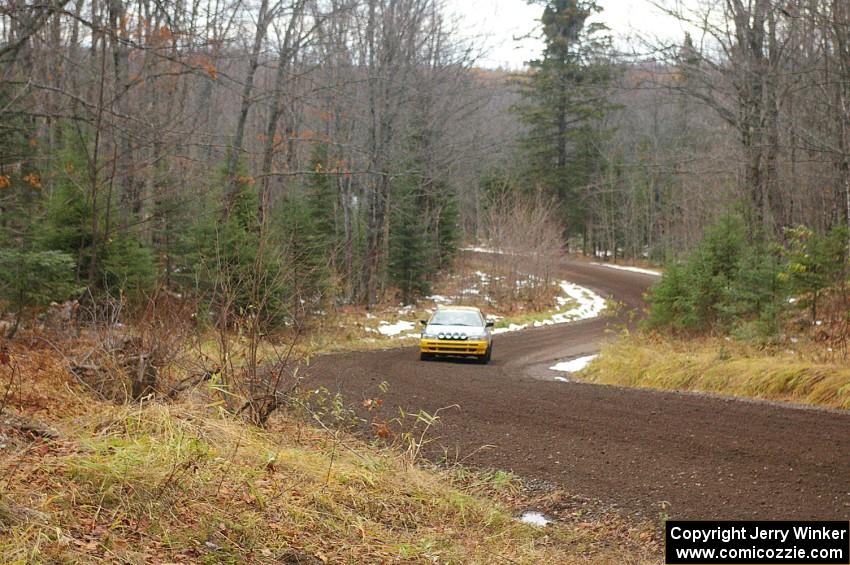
[420,339,487,354]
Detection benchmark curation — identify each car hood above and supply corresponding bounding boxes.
[424,324,487,338]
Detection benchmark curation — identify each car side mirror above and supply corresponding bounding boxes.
[485,321,494,328]
[420,320,428,326]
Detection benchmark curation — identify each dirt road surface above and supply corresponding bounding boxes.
[307,256,850,520]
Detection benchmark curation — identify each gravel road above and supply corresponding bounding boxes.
[307,256,850,520]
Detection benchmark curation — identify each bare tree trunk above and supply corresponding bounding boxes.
[831,0,850,241]
[86,37,110,288]
[224,0,272,213]
[108,0,139,228]
[764,6,783,234]
[258,0,306,225]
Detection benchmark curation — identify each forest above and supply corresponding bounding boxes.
[1,0,849,334]
[3,2,850,562]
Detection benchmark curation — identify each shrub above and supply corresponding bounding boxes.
[38,136,156,300]
[645,214,786,336]
[0,249,79,336]
[781,225,849,321]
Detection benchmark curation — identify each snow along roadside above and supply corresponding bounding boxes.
[590,263,661,277]
[549,354,598,374]
[461,245,662,278]
[364,278,608,340]
[491,281,606,334]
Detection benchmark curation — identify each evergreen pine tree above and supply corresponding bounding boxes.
[193,167,285,322]
[388,175,432,304]
[516,0,613,237]
[303,144,339,296]
[39,129,155,299]
[433,184,460,270]
[268,145,340,308]
[646,214,786,336]
[781,225,850,322]
[0,109,78,333]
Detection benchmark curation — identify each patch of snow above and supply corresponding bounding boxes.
[591,262,661,277]
[519,511,551,526]
[492,323,529,335]
[376,320,416,336]
[554,282,606,322]
[554,376,570,383]
[550,355,598,373]
[426,294,450,303]
[462,246,503,254]
[491,281,606,334]
[461,246,527,257]
[816,320,823,326]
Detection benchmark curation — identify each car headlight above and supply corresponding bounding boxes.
[437,332,445,339]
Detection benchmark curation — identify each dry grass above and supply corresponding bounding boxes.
[581,333,850,410]
[0,337,660,564]
[0,332,88,418]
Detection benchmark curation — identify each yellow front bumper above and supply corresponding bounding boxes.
[420,338,488,356]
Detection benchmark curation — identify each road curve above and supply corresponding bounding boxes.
[306,256,850,520]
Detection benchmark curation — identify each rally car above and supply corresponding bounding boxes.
[419,306,494,364]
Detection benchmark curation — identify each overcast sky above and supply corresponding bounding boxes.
[447,0,701,69]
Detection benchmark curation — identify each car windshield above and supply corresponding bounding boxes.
[429,310,482,327]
